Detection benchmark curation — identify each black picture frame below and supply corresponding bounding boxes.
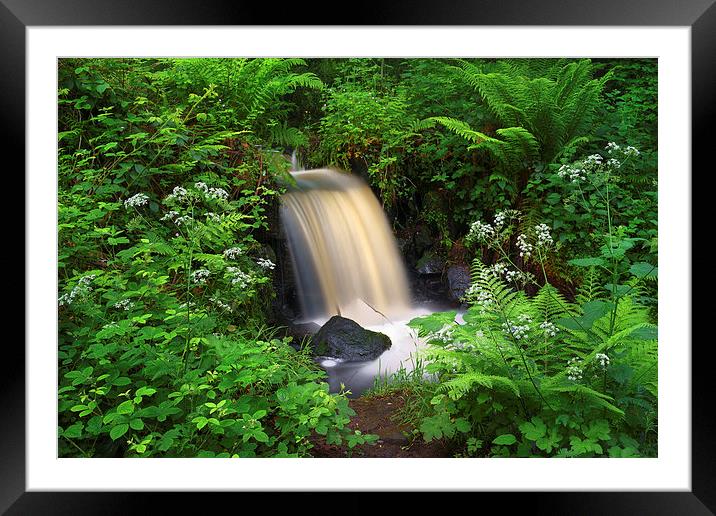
[6,1,710,513]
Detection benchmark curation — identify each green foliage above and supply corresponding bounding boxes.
[57,58,374,458]
[406,179,657,457]
[316,85,414,208]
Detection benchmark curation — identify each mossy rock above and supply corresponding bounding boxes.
[312,315,391,362]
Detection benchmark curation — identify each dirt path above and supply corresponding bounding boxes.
[310,393,454,458]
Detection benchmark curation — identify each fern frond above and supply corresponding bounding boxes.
[439,372,520,399]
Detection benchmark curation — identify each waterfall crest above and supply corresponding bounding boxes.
[280,168,411,326]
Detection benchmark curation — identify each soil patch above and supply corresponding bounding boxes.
[310,392,454,458]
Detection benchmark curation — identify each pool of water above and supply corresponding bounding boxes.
[313,304,464,398]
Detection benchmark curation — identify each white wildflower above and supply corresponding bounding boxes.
[502,318,531,340]
[595,353,610,369]
[623,145,640,157]
[206,212,221,222]
[463,282,494,312]
[124,193,149,208]
[160,210,179,221]
[535,223,553,248]
[226,266,253,288]
[605,142,621,153]
[516,234,533,258]
[165,186,188,203]
[493,209,519,230]
[207,187,229,200]
[223,247,243,259]
[557,163,586,183]
[194,181,209,193]
[466,220,495,243]
[566,357,583,381]
[190,269,211,285]
[584,154,603,166]
[112,298,135,311]
[489,262,508,278]
[256,258,276,270]
[607,158,621,169]
[504,268,533,285]
[174,215,193,226]
[211,297,232,312]
[539,320,559,337]
[58,274,96,306]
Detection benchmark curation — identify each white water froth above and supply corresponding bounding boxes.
[311,306,441,397]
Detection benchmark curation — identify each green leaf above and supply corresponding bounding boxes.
[455,418,471,433]
[568,257,605,267]
[117,400,135,415]
[556,300,612,330]
[63,422,84,439]
[584,419,611,441]
[629,262,657,279]
[110,423,129,441]
[492,434,517,445]
[519,417,547,441]
[130,418,144,431]
[135,386,157,398]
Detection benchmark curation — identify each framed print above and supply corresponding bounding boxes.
[7,0,712,513]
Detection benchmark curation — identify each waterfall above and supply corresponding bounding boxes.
[280,168,412,326]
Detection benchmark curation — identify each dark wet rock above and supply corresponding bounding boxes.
[413,225,433,256]
[415,252,445,275]
[286,321,321,349]
[312,316,391,362]
[447,265,471,302]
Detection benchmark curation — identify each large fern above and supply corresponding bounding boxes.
[420,59,610,176]
[166,58,323,147]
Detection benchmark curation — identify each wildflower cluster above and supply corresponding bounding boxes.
[502,314,532,340]
[623,146,640,157]
[174,215,193,226]
[534,223,553,248]
[584,154,603,166]
[494,209,519,230]
[211,297,232,312]
[594,353,610,369]
[427,324,455,344]
[539,321,559,337]
[256,258,276,270]
[487,261,532,286]
[605,141,639,157]
[466,220,494,244]
[463,282,495,311]
[112,298,135,311]
[557,163,587,183]
[124,193,149,208]
[566,357,583,382]
[160,210,179,221]
[164,186,188,203]
[605,142,620,153]
[516,234,533,258]
[59,274,96,306]
[206,187,229,201]
[223,247,243,259]
[226,266,253,288]
[190,269,211,285]
[489,262,508,278]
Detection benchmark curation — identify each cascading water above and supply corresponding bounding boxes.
[281,168,412,325]
[280,168,431,395]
